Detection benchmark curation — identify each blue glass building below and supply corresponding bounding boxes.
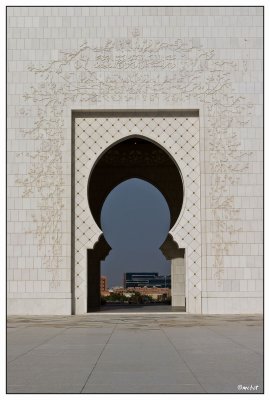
[124,272,171,289]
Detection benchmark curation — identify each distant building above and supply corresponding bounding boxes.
[100,276,107,292]
[111,286,124,290]
[101,290,111,297]
[124,272,171,289]
[111,286,171,300]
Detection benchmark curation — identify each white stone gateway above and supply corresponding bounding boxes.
[7,6,263,314]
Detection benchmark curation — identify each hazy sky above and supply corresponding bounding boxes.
[100,178,171,288]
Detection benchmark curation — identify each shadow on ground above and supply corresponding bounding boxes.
[99,303,185,313]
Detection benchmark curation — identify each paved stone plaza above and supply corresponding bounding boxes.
[7,314,263,394]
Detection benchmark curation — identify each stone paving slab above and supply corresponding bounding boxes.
[206,324,263,355]
[7,314,263,394]
[82,383,205,394]
[7,327,65,363]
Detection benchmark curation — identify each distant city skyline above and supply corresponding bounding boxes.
[124,272,171,289]
[100,178,171,287]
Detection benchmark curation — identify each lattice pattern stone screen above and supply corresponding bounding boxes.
[74,114,201,314]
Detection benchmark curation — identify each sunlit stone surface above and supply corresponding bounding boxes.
[7,6,263,315]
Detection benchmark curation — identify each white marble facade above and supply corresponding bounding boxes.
[7,6,263,314]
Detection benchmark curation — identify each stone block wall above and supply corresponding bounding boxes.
[7,6,263,314]
[171,257,186,308]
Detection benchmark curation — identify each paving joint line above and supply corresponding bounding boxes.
[79,322,118,393]
[7,325,73,365]
[160,325,208,394]
[205,325,262,357]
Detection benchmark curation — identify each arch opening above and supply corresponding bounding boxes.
[86,136,186,312]
[100,179,171,301]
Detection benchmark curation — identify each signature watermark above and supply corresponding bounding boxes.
[237,384,259,391]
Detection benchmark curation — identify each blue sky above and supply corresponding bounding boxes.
[100,178,171,288]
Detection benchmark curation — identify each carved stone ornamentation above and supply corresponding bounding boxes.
[74,114,200,313]
[16,34,253,313]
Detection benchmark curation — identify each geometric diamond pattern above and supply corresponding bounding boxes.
[74,115,201,314]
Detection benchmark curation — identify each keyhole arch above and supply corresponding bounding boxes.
[86,135,185,311]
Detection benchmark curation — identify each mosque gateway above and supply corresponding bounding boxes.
[7,6,263,314]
